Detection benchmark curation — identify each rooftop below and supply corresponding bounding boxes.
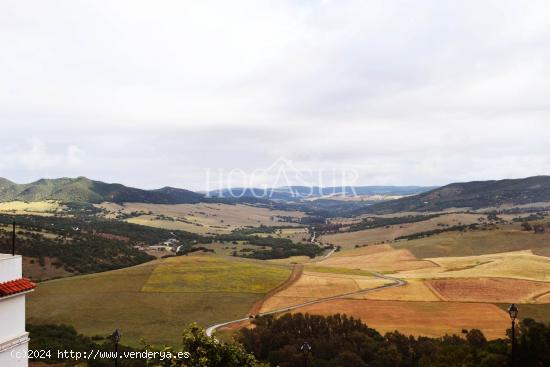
[0,278,36,298]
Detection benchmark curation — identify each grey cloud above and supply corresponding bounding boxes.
[1,0,549,190]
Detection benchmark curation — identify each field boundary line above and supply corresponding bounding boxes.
[531,289,550,303]
[247,264,303,315]
[423,280,447,301]
[205,271,407,337]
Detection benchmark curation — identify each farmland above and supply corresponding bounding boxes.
[352,278,441,301]
[249,227,310,244]
[141,255,290,293]
[260,270,391,312]
[320,212,485,249]
[27,255,291,346]
[16,186,550,347]
[295,299,510,339]
[401,250,550,282]
[97,202,306,234]
[393,225,550,258]
[426,278,550,303]
[0,200,63,215]
[241,222,550,341]
[318,244,437,272]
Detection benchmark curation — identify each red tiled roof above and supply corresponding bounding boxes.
[0,278,36,298]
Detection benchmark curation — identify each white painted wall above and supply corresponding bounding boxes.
[0,254,29,367]
[0,337,29,367]
[0,296,26,343]
[0,255,22,283]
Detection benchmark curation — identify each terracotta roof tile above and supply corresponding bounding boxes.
[0,278,36,297]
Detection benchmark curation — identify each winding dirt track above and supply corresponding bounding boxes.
[205,270,407,336]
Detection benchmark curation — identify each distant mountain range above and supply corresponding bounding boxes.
[0,177,436,204]
[366,176,550,213]
[0,177,204,204]
[2,176,550,212]
[205,186,436,201]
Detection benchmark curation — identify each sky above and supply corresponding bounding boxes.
[1,0,550,190]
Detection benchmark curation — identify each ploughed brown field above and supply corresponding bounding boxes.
[294,299,511,339]
[249,217,550,341]
[260,271,391,312]
[426,278,550,304]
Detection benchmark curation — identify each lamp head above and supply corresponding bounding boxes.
[508,304,519,321]
[112,329,123,343]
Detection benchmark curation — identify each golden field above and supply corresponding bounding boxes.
[295,299,511,340]
[397,250,550,282]
[28,255,292,346]
[260,270,390,312]
[320,213,485,249]
[0,200,63,215]
[97,202,305,234]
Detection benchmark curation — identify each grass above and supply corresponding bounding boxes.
[126,215,214,233]
[251,228,310,244]
[27,256,291,347]
[496,304,550,324]
[190,242,267,257]
[142,255,290,293]
[98,202,305,234]
[267,256,312,265]
[321,213,484,249]
[0,200,62,215]
[393,226,550,258]
[303,265,373,277]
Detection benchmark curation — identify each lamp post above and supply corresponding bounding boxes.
[508,304,518,366]
[12,220,16,256]
[300,341,312,367]
[111,329,122,367]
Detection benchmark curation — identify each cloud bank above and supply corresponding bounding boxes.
[1,0,549,189]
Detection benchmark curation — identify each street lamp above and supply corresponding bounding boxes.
[300,341,312,367]
[111,329,122,367]
[508,304,518,366]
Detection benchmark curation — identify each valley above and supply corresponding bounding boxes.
[0,175,547,352]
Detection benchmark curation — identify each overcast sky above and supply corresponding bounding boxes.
[1,1,549,190]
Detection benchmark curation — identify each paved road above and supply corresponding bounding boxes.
[205,271,407,337]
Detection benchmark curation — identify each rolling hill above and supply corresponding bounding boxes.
[0,177,205,204]
[206,185,436,201]
[365,176,550,213]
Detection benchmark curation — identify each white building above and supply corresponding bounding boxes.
[0,253,36,367]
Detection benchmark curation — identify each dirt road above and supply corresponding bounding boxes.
[205,271,406,337]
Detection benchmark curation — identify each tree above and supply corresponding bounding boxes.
[146,324,266,367]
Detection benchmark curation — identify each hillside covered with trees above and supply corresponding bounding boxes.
[364,176,550,214]
[0,177,205,204]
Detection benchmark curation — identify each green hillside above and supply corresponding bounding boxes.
[365,176,550,213]
[0,177,204,204]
